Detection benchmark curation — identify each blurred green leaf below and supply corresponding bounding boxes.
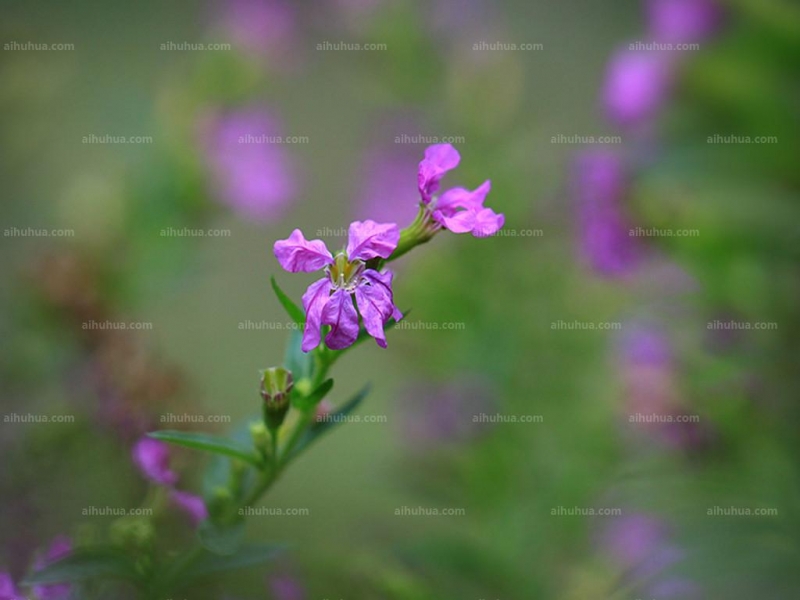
[292,378,334,412]
[148,431,262,467]
[22,548,143,587]
[197,519,245,556]
[284,328,313,382]
[184,542,286,578]
[270,275,305,327]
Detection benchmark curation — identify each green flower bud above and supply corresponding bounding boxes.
[260,367,293,431]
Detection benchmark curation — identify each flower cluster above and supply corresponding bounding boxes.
[273,144,503,353]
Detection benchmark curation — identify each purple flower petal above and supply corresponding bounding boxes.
[132,437,178,486]
[436,180,491,213]
[301,277,332,352]
[321,289,359,350]
[33,536,72,600]
[602,47,673,128]
[470,207,505,238]
[274,229,334,273]
[647,0,722,44]
[418,143,460,203]
[355,269,400,348]
[433,208,476,234]
[345,220,400,261]
[170,490,209,526]
[0,573,20,599]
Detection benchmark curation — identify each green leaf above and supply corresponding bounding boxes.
[292,378,333,412]
[270,275,305,326]
[184,543,286,578]
[284,328,313,381]
[22,548,143,587]
[148,431,263,468]
[286,383,370,462]
[197,519,245,556]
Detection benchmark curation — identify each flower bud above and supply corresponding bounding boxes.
[260,367,293,431]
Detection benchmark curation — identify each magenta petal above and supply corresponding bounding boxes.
[301,277,332,352]
[132,437,178,485]
[355,270,401,348]
[0,572,19,598]
[436,180,491,213]
[603,48,673,127]
[321,289,359,350]
[274,229,333,273]
[170,490,209,526]
[345,220,400,261]
[471,208,505,238]
[418,143,461,203]
[433,209,475,234]
[33,536,72,600]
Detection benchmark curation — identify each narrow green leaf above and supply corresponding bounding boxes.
[197,519,245,556]
[184,543,287,579]
[286,383,371,462]
[270,275,305,326]
[22,548,142,586]
[148,431,262,467]
[292,378,334,411]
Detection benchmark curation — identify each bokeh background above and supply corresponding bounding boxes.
[2,0,799,598]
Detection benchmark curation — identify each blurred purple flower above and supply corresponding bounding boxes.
[618,323,672,368]
[214,0,296,57]
[169,490,209,526]
[201,108,298,222]
[573,150,641,277]
[647,0,722,44]
[602,47,673,128]
[397,378,495,448]
[0,573,20,600]
[268,574,306,600]
[602,514,668,570]
[355,149,421,228]
[132,437,178,486]
[33,536,72,600]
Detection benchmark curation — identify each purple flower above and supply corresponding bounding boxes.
[602,47,673,128]
[418,144,504,238]
[0,573,20,600]
[201,108,298,222]
[602,514,667,570]
[33,536,72,600]
[647,0,722,44]
[268,573,306,600]
[618,323,672,368]
[132,437,178,486]
[274,221,403,351]
[214,0,296,57]
[573,150,641,277]
[169,490,209,526]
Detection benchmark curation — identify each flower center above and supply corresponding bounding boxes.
[327,253,364,292]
